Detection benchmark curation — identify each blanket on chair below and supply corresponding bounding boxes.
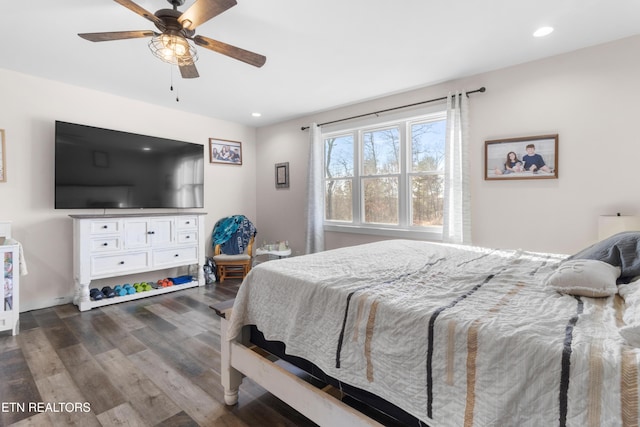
[212,215,256,255]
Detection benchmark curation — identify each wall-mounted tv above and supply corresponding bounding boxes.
[55,121,204,209]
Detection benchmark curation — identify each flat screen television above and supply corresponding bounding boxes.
[55,121,204,209]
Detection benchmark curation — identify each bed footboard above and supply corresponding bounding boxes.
[219,314,384,426]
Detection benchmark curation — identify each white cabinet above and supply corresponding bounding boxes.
[71,213,206,311]
[0,243,19,335]
[123,218,151,249]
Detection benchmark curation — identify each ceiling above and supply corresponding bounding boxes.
[3,1,640,127]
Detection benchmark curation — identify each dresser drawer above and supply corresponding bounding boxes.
[91,251,149,277]
[176,217,197,229]
[153,246,198,267]
[90,220,121,235]
[177,231,197,244]
[90,237,121,252]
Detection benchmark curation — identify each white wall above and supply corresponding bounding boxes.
[256,34,640,256]
[0,69,257,311]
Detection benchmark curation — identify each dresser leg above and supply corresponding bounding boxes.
[197,262,205,286]
[74,280,91,311]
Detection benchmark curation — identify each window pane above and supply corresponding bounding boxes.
[411,175,443,226]
[325,179,352,221]
[325,135,354,178]
[363,177,398,224]
[411,120,446,172]
[363,128,400,175]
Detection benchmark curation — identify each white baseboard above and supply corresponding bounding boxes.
[20,296,74,313]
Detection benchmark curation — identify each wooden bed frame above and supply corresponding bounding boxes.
[214,301,388,427]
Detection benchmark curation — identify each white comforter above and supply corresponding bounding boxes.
[227,240,639,427]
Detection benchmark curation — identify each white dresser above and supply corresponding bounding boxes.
[71,213,206,311]
[1,243,19,335]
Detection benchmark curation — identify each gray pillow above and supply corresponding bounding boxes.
[569,231,640,279]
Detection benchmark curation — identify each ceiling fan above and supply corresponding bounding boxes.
[78,0,266,79]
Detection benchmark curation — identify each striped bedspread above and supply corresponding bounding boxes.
[227,239,640,426]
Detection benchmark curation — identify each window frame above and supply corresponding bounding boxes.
[322,108,446,241]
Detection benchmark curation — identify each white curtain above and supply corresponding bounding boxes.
[305,123,325,254]
[442,92,471,244]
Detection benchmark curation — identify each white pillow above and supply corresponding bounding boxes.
[618,278,640,320]
[618,278,640,346]
[545,259,620,297]
[620,325,640,347]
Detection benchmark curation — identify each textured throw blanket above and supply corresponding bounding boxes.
[228,240,640,427]
[212,215,256,255]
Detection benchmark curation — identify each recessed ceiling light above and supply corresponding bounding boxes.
[251,112,262,117]
[533,26,554,38]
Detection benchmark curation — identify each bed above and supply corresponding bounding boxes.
[219,238,640,426]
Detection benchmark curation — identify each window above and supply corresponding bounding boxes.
[323,111,446,238]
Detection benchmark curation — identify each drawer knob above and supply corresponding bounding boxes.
[103,243,108,246]
[147,231,155,235]
[102,225,108,229]
[185,236,190,239]
[119,261,125,265]
[174,254,179,257]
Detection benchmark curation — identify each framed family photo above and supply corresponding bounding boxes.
[485,134,558,180]
[209,138,242,165]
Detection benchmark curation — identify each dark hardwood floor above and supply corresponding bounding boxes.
[0,280,318,427]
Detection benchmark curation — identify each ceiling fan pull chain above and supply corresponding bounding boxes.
[169,65,178,101]
[173,67,179,102]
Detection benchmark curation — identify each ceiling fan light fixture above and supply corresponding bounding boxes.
[81,0,266,78]
[148,33,198,66]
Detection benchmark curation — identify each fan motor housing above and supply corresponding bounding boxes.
[154,8,195,37]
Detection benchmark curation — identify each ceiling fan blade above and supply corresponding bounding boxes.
[193,35,266,68]
[113,0,164,27]
[78,30,155,42]
[179,0,237,30]
[179,63,200,79]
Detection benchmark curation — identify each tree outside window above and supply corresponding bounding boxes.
[323,111,446,235]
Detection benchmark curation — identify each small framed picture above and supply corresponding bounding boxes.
[0,129,5,182]
[209,138,242,165]
[275,162,289,189]
[485,134,558,180]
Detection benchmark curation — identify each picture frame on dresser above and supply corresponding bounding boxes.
[0,129,6,182]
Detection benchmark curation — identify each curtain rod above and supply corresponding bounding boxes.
[300,87,485,131]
